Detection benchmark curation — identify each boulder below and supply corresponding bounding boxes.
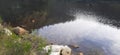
[12,26,28,35]
[44,45,72,55]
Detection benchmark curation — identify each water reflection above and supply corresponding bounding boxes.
[38,14,120,55]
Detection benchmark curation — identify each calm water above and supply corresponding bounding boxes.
[37,13,120,55]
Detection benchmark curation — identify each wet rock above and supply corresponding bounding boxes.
[69,44,79,48]
[46,42,54,45]
[12,26,28,35]
[44,45,72,55]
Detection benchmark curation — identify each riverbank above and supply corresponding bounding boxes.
[0,23,48,55]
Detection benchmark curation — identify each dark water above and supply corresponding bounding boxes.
[37,13,120,55]
[1,1,120,29]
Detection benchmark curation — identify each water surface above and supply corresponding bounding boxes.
[38,13,120,55]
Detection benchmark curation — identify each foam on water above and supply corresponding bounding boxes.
[38,13,120,55]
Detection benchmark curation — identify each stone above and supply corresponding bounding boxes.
[13,26,28,35]
[60,45,72,55]
[79,51,84,55]
[44,45,72,55]
[69,44,79,48]
[3,28,12,36]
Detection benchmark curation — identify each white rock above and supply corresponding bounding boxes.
[3,28,12,36]
[44,45,72,55]
[50,52,60,55]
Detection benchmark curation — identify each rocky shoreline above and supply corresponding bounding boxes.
[0,23,84,55]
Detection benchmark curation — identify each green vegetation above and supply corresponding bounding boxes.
[0,16,2,23]
[0,24,47,55]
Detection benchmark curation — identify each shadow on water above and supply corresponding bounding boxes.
[37,13,120,55]
[1,0,120,30]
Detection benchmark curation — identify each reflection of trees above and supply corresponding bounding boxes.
[0,0,75,31]
[1,0,120,30]
[0,0,48,29]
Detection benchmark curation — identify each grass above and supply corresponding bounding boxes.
[0,16,2,23]
[0,23,48,55]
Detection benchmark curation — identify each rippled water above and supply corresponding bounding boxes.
[38,13,120,55]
